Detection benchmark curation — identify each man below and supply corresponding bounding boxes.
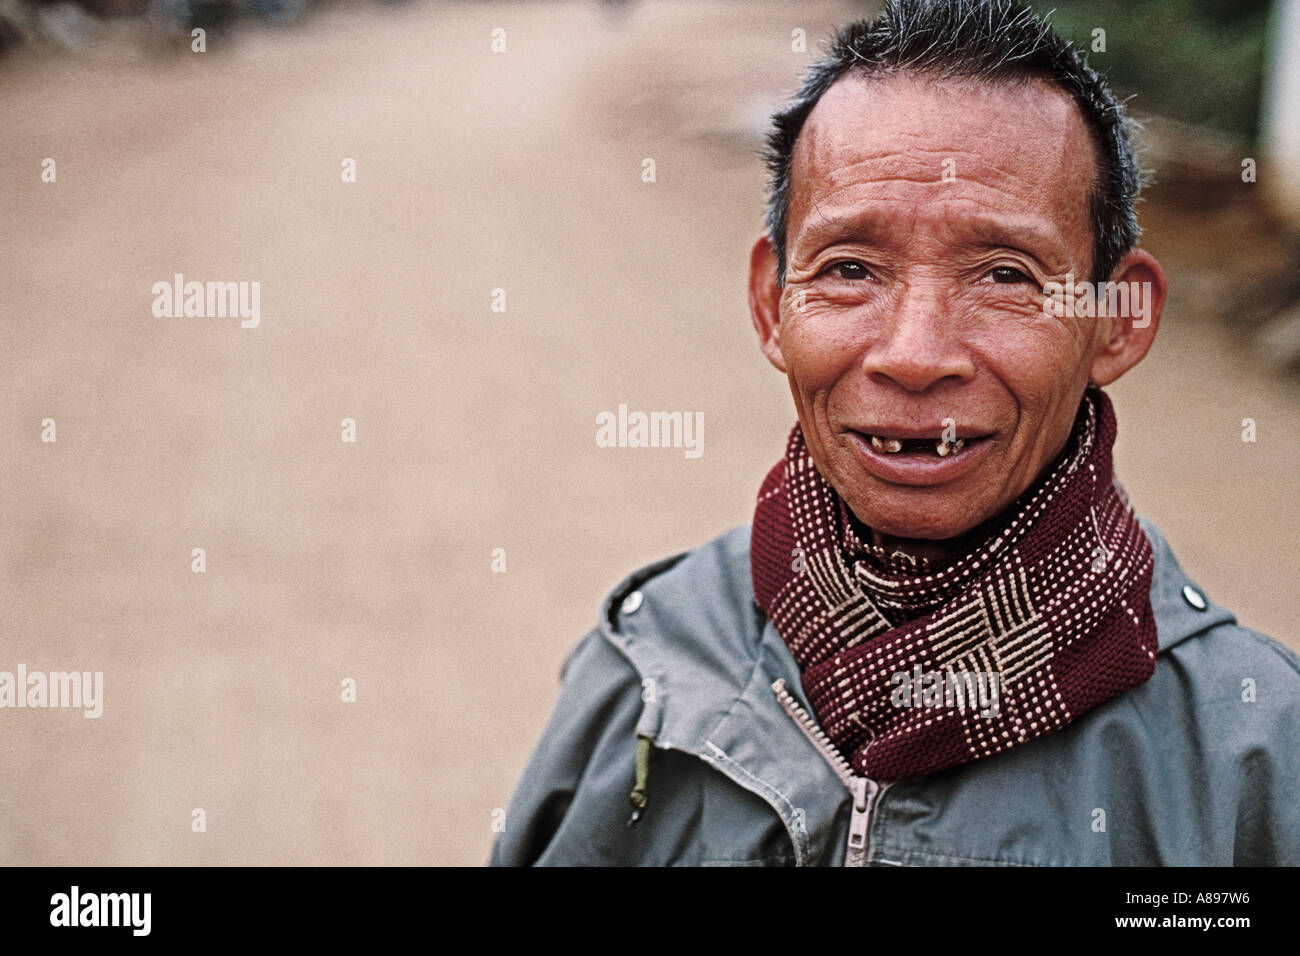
[491,0,1299,866]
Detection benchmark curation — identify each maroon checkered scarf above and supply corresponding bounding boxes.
[751,387,1158,780]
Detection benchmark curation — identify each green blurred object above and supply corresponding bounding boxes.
[1032,0,1273,141]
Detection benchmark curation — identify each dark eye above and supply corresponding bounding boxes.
[988,265,1032,284]
[825,261,872,281]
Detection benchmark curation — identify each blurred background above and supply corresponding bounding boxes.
[2,0,1298,866]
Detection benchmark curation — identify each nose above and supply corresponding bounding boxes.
[860,286,975,392]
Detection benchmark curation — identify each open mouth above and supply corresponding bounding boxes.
[845,428,995,485]
[855,432,988,458]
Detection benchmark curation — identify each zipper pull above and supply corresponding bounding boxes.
[846,776,879,866]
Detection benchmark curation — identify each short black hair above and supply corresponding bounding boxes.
[763,0,1144,287]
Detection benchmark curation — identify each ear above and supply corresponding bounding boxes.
[748,235,787,373]
[1088,248,1166,387]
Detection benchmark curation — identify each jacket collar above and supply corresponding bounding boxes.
[595,516,1232,863]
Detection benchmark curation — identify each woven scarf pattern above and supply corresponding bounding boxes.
[751,388,1158,780]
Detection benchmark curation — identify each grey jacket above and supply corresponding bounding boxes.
[490,517,1300,866]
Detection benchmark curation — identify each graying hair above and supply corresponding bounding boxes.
[763,0,1145,286]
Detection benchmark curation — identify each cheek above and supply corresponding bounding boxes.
[779,297,866,391]
[972,310,1092,405]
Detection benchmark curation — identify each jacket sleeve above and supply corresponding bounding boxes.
[488,627,646,866]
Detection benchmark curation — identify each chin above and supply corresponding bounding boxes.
[847,489,993,542]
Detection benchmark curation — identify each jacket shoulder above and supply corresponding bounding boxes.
[598,525,767,716]
[491,524,779,866]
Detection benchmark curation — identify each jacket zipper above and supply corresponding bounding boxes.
[772,678,885,867]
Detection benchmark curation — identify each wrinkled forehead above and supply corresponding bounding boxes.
[788,70,1099,260]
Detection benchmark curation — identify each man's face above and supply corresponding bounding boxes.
[773,71,1106,542]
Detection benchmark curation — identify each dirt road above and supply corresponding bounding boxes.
[2,0,1296,865]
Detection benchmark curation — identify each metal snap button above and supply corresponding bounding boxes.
[621,590,644,615]
[1182,584,1207,611]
